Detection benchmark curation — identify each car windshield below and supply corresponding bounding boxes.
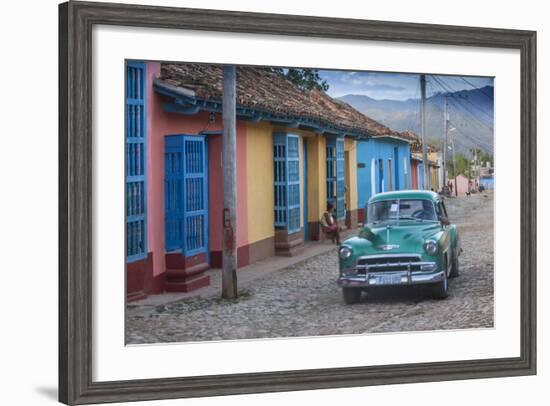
[367,199,437,223]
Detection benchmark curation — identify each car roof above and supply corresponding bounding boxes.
[368,190,440,204]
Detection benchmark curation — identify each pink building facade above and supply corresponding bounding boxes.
[451,174,474,196]
[127,62,254,301]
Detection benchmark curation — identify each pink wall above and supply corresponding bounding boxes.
[453,174,470,196]
[209,136,223,252]
[410,160,420,189]
[146,62,164,277]
[208,129,248,252]
[145,61,249,276]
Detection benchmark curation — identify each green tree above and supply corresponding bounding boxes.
[447,153,470,177]
[468,148,493,166]
[479,152,494,166]
[272,68,329,92]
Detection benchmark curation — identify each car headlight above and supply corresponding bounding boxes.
[339,246,352,260]
[423,240,438,255]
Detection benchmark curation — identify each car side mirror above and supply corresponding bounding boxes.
[439,216,450,226]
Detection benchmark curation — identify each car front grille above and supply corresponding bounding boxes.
[356,254,422,274]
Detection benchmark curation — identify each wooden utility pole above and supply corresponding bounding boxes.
[468,155,472,193]
[452,137,458,197]
[442,95,448,189]
[222,65,238,299]
[420,75,429,190]
[474,148,478,183]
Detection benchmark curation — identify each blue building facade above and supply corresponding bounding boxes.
[356,136,412,223]
[478,176,494,191]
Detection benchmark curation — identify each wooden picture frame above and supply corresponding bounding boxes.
[59,1,536,404]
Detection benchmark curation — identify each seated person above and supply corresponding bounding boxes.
[414,200,437,221]
[320,203,341,244]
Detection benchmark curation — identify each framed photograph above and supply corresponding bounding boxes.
[59,1,536,404]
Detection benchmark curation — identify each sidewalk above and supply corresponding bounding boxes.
[129,231,356,307]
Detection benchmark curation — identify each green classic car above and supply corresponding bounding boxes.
[337,190,461,304]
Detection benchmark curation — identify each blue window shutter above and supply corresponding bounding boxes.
[286,135,301,232]
[273,133,287,228]
[126,62,147,262]
[335,138,345,219]
[164,135,208,256]
[326,140,336,209]
[164,136,185,252]
[273,133,301,233]
[326,137,345,219]
[183,136,208,255]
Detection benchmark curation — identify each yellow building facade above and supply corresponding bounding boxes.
[245,121,358,258]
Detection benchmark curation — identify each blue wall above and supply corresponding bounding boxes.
[479,177,494,190]
[356,138,412,211]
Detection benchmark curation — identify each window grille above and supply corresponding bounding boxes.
[326,137,345,219]
[273,133,301,233]
[164,135,208,255]
[126,62,147,261]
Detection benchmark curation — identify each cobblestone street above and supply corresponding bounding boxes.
[126,193,494,344]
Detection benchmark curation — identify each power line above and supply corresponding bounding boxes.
[430,76,492,121]
[443,75,494,101]
[458,77,494,100]
[447,97,493,132]
[402,77,421,133]
[429,76,493,129]
[426,83,492,135]
[448,122,493,152]
[429,75,494,123]
[424,80,493,154]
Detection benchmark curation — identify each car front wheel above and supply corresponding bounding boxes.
[450,252,459,278]
[342,288,361,304]
[432,261,449,299]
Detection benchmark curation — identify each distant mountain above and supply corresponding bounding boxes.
[338,85,494,155]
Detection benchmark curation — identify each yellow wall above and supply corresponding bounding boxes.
[428,152,441,190]
[344,138,358,211]
[245,125,352,239]
[299,134,304,228]
[246,122,275,244]
[430,166,439,190]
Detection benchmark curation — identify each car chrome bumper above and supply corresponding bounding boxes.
[337,269,445,288]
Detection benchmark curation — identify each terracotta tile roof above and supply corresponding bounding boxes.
[159,63,407,138]
[403,130,440,153]
[411,152,439,166]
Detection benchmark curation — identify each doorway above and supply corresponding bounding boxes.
[164,135,209,258]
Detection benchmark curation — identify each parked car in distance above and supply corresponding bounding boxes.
[337,190,460,304]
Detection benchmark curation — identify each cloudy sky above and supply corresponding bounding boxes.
[318,70,493,100]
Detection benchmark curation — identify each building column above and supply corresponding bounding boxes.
[305,135,327,240]
[344,138,359,230]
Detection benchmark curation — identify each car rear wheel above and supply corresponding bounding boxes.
[342,288,361,304]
